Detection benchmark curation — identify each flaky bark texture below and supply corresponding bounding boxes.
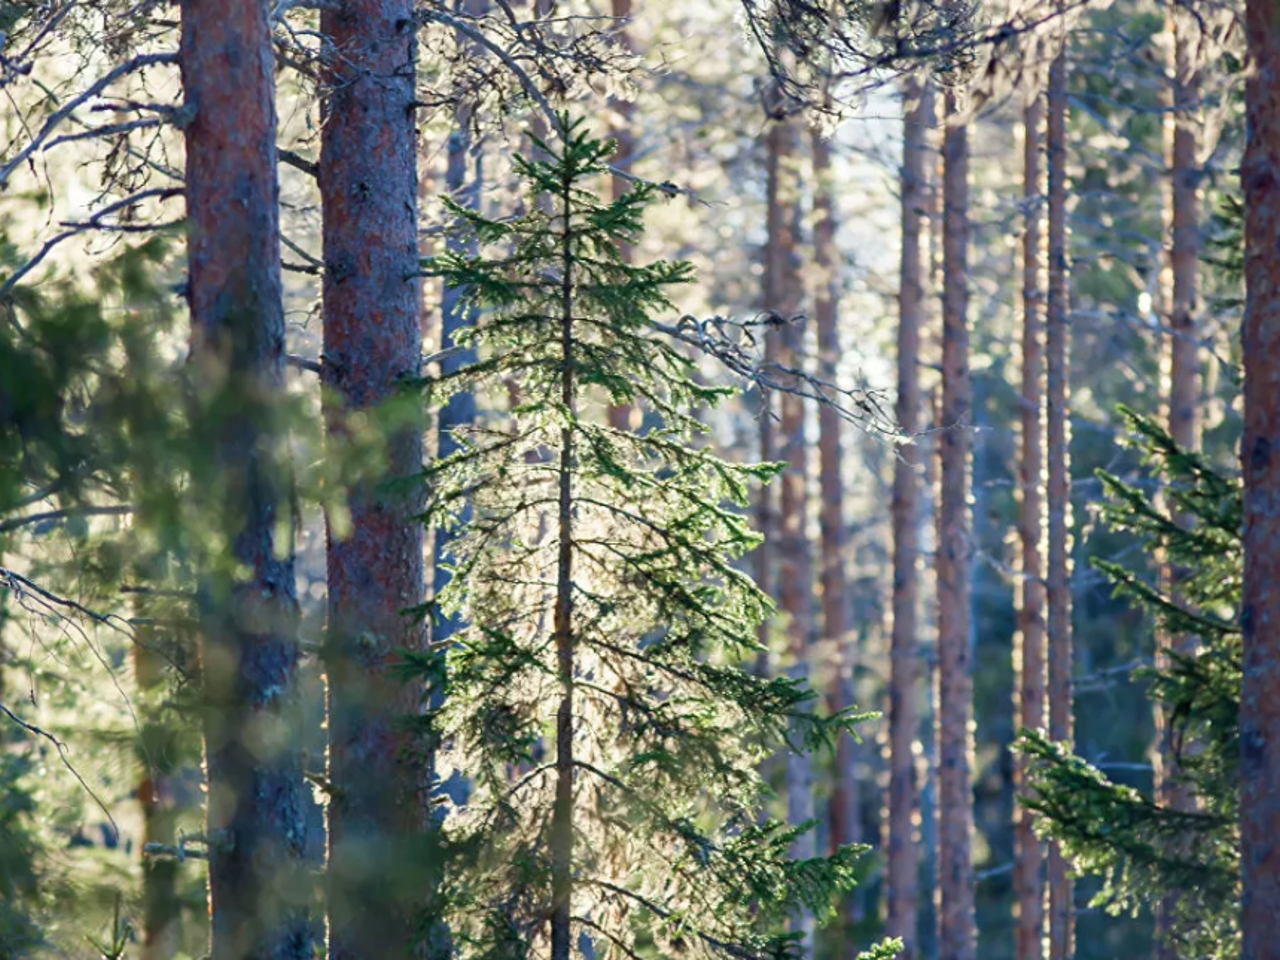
[318,2,428,957]
[1015,94,1047,960]
[180,1,311,956]
[813,126,856,876]
[1241,0,1280,956]
[887,75,930,960]
[1155,13,1201,957]
[1045,44,1074,960]
[937,92,975,960]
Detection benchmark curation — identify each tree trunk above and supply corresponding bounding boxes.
[180,1,312,955]
[136,619,182,960]
[813,123,855,862]
[436,4,483,645]
[1015,93,1047,960]
[549,159,579,960]
[1155,12,1200,957]
[754,111,788,673]
[318,1,428,956]
[608,0,636,433]
[937,90,975,960]
[766,110,816,956]
[1240,0,1280,956]
[887,74,931,960]
[1045,41,1074,960]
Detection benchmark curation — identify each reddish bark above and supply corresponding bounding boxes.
[886,75,931,960]
[937,91,975,960]
[764,110,816,953]
[813,126,856,872]
[1045,43,1074,960]
[1014,94,1047,960]
[1155,13,1201,956]
[318,2,428,957]
[1240,0,1280,955]
[180,0,311,956]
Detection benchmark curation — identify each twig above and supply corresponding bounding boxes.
[0,187,181,301]
[0,52,178,190]
[0,505,133,536]
[0,700,120,840]
[279,147,318,179]
[286,353,323,375]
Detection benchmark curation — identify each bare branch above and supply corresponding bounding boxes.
[0,187,181,302]
[0,505,133,535]
[649,312,900,439]
[0,52,178,190]
[279,147,318,179]
[0,699,121,841]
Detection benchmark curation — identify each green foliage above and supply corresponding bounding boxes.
[1018,408,1240,960]
[417,116,872,959]
[0,749,42,957]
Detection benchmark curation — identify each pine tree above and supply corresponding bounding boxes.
[1239,0,1280,954]
[180,0,313,954]
[318,0,430,954]
[418,117,880,960]
[1018,409,1239,960]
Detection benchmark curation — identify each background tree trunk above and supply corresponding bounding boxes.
[813,124,856,872]
[435,0,484,645]
[1015,93,1047,960]
[136,618,182,960]
[318,2,428,956]
[938,91,975,960]
[1240,0,1280,955]
[1155,11,1200,957]
[765,109,817,958]
[180,1,312,955]
[608,0,635,433]
[1046,40,1075,960]
[887,74,931,960]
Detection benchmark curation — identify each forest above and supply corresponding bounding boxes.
[0,0,1269,958]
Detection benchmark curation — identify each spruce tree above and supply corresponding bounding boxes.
[1018,408,1239,960]
[418,117,885,960]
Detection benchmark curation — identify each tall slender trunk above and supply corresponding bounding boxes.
[1014,93,1047,960]
[937,91,974,960]
[1045,40,1074,960]
[549,161,578,960]
[436,5,484,644]
[318,2,427,956]
[755,112,787,672]
[180,1,311,955]
[813,125,855,865]
[136,619,182,960]
[887,75,930,960]
[1240,0,1280,955]
[1155,12,1200,957]
[608,0,635,432]
[764,108,815,954]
